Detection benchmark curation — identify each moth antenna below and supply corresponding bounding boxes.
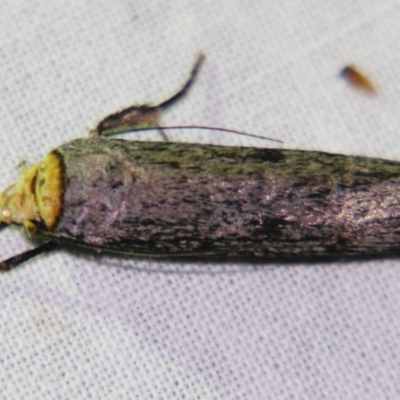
[131,125,283,144]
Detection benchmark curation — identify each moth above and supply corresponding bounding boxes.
[2,54,400,271]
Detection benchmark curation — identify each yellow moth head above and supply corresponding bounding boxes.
[0,164,40,226]
[0,152,63,235]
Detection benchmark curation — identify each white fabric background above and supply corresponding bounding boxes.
[1,1,400,399]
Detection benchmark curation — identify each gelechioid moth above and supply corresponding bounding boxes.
[1,54,400,271]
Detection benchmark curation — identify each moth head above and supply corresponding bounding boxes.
[0,152,63,234]
[0,164,40,227]
[0,184,15,224]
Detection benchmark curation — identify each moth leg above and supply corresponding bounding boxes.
[154,124,168,141]
[91,53,205,140]
[156,53,205,110]
[0,241,59,272]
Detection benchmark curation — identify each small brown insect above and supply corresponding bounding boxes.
[340,65,377,95]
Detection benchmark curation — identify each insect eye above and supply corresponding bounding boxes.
[1,208,11,223]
